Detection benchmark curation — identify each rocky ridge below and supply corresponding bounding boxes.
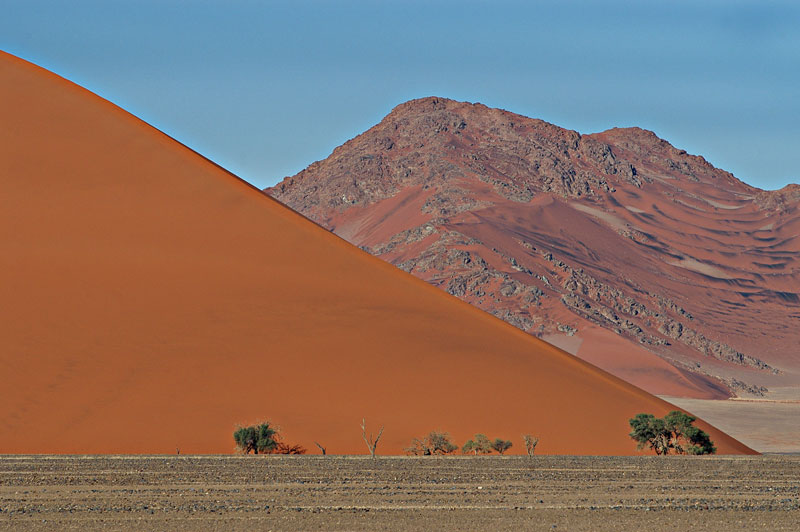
[269,97,800,399]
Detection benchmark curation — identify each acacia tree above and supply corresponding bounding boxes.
[361,418,384,458]
[522,434,539,456]
[234,422,306,455]
[462,434,492,455]
[233,422,279,454]
[629,411,716,455]
[491,438,513,455]
[663,411,716,455]
[629,414,669,455]
[406,431,458,455]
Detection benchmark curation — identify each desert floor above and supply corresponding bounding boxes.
[665,391,800,453]
[1,455,798,531]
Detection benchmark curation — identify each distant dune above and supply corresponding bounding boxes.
[268,97,800,403]
[0,52,754,455]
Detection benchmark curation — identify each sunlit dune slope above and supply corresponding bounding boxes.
[0,52,754,455]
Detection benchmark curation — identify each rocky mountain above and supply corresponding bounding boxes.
[269,97,800,400]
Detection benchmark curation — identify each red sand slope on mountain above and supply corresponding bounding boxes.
[0,52,754,455]
[269,97,799,401]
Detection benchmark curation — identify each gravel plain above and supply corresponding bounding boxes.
[1,455,798,531]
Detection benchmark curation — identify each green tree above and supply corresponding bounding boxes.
[491,438,513,455]
[663,411,716,455]
[629,411,715,455]
[462,434,492,455]
[234,422,279,454]
[406,431,458,455]
[629,413,670,455]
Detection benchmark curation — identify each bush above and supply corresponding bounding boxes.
[234,422,278,454]
[462,434,492,455]
[406,431,458,455]
[234,422,306,455]
[491,438,513,455]
[629,411,715,455]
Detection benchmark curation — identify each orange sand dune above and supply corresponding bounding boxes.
[0,51,754,455]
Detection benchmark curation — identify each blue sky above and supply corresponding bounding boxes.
[2,0,798,190]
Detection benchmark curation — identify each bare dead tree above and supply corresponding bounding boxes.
[523,434,539,457]
[314,441,327,455]
[361,418,384,458]
[274,442,307,454]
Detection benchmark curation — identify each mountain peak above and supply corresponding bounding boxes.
[276,97,758,217]
[384,96,578,138]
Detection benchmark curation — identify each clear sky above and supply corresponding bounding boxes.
[2,0,798,190]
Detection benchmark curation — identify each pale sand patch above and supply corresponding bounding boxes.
[764,386,800,401]
[570,203,630,232]
[674,195,744,212]
[625,206,646,214]
[541,333,583,355]
[673,198,708,212]
[661,396,800,453]
[703,198,745,210]
[644,173,676,183]
[667,257,733,279]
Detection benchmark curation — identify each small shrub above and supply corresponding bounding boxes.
[406,431,458,455]
[491,438,513,455]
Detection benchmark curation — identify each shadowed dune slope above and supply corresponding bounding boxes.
[0,52,754,455]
